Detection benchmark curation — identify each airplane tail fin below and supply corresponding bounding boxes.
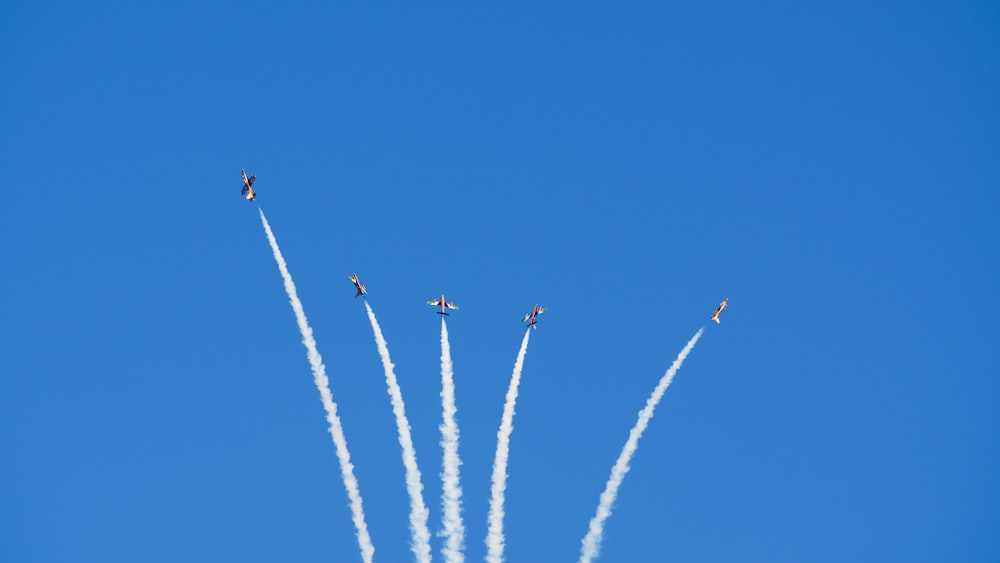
[355,289,363,298]
[712,316,720,324]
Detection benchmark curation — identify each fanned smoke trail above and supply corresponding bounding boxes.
[258,209,375,563]
[363,301,432,563]
[578,328,704,563]
[485,329,532,563]
[439,318,466,563]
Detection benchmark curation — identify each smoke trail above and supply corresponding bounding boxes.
[485,329,532,563]
[579,328,704,563]
[439,318,466,563]
[363,301,432,563]
[258,209,375,563]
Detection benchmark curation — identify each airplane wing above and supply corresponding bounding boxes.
[446,302,459,310]
[248,174,256,186]
[521,314,531,322]
[537,308,547,315]
[427,300,441,306]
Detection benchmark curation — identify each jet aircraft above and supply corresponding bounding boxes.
[349,273,367,298]
[521,304,547,329]
[710,298,729,324]
[427,295,459,315]
[241,169,257,201]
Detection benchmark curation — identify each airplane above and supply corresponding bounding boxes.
[427,295,459,315]
[521,304,547,329]
[349,273,367,298]
[241,169,257,201]
[710,298,729,324]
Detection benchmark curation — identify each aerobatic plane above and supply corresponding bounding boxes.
[427,295,459,315]
[521,304,547,329]
[241,169,257,201]
[710,298,729,324]
[349,273,367,298]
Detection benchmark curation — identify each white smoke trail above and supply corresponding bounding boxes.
[578,328,704,563]
[485,329,532,563]
[363,301,432,563]
[439,318,466,563]
[258,209,375,563]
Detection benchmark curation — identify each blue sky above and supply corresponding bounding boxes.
[2,2,998,561]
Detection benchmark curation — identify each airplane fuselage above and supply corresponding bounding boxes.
[711,299,728,323]
[350,274,366,297]
[241,169,257,201]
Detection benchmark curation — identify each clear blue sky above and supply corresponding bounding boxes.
[2,2,998,561]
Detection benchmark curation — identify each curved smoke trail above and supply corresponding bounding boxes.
[439,318,466,563]
[363,301,432,563]
[259,209,375,563]
[485,329,532,563]
[579,328,704,563]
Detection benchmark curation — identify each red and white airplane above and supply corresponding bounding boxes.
[521,304,547,329]
[710,298,729,324]
[349,273,367,298]
[241,169,257,201]
[427,295,459,315]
